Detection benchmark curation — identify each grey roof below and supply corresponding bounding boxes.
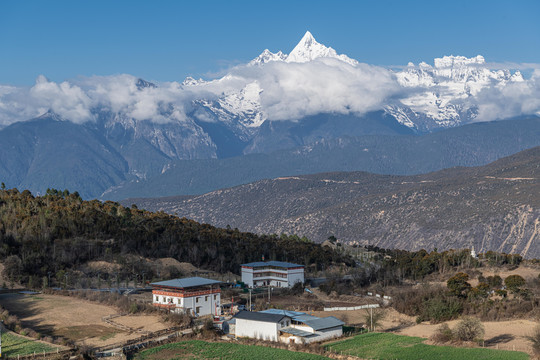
[302,316,344,330]
[150,277,221,289]
[280,327,317,338]
[241,261,304,268]
[234,310,290,323]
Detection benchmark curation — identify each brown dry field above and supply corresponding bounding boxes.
[0,293,169,347]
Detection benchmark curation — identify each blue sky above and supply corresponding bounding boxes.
[1,0,539,85]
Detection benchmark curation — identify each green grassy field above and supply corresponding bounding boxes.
[1,331,56,357]
[325,332,529,360]
[135,340,328,360]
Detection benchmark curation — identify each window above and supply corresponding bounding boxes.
[196,297,199,303]
[205,296,209,301]
[155,296,158,302]
[214,294,217,300]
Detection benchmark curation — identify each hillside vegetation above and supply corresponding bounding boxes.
[0,188,353,287]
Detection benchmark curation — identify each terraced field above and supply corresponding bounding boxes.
[135,340,328,359]
[325,332,530,360]
[1,331,56,357]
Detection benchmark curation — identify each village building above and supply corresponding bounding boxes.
[241,261,304,288]
[233,309,343,343]
[151,277,221,316]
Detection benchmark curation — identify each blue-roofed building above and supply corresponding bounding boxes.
[151,277,221,316]
[241,261,304,288]
[233,309,344,343]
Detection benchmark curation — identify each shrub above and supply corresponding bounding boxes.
[447,272,471,298]
[417,296,463,323]
[526,325,540,357]
[504,275,526,293]
[454,317,485,342]
[431,323,453,343]
[363,309,385,331]
[129,302,139,313]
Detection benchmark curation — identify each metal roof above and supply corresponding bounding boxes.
[241,261,304,268]
[260,309,306,318]
[260,309,343,330]
[302,316,344,330]
[234,310,290,323]
[280,327,317,338]
[150,277,221,289]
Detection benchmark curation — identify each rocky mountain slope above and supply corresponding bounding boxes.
[123,147,540,258]
[107,116,540,199]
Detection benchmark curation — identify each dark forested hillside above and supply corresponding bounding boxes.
[0,188,353,286]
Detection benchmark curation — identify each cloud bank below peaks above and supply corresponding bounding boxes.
[0,30,539,128]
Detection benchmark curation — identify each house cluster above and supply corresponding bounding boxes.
[150,261,343,343]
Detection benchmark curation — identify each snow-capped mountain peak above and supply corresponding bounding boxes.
[249,49,287,65]
[249,31,358,66]
[286,31,358,66]
[434,55,485,68]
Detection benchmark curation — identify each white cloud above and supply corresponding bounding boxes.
[474,70,540,121]
[0,59,539,128]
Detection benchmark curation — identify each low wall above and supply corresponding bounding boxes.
[323,304,379,311]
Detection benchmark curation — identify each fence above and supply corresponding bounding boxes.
[2,349,73,360]
[323,304,379,311]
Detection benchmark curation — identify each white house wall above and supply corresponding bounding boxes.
[287,269,304,287]
[235,319,279,341]
[241,268,254,287]
[314,327,343,342]
[153,292,220,316]
[241,266,305,288]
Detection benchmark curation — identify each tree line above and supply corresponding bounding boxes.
[0,187,354,287]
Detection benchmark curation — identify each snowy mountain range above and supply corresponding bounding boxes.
[0,31,538,199]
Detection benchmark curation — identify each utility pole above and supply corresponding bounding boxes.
[370,307,373,331]
[249,289,252,311]
[268,286,271,303]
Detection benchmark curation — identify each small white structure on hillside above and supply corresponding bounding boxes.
[471,246,477,258]
[234,309,344,343]
[241,261,304,288]
[151,277,221,316]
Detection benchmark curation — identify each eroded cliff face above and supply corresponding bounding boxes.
[268,202,539,258]
[126,147,539,258]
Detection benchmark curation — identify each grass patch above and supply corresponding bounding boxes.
[135,340,328,360]
[55,325,121,341]
[325,332,529,360]
[99,332,118,341]
[1,331,56,357]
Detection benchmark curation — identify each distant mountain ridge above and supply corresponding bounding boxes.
[123,147,540,258]
[106,116,540,200]
[0,31,537,199]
